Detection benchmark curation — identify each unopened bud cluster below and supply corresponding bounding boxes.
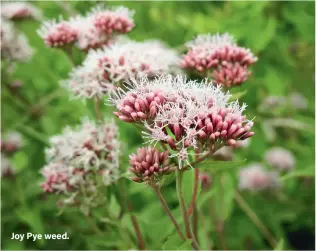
[129,147,173,183]
[180,33,257,88]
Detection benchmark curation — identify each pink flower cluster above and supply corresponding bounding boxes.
[37,5,134,50]
[111,75,254,167]
[40,118,120,197]
[180,33,257,88]
[93,6,134,35]
[199,172,212,191]
[129,147,173,183]
[239,164,279,192]
[39,21,78,48]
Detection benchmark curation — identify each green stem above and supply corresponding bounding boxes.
[151,184,185,241]
[235,191,277,248]
[176,170,200,250]
[94,97,102,121]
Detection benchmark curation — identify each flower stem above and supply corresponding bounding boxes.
[94,98,102,121]
[234,191,277,248]
[176,170,200,250]
[118,180,146,250]
[187,168,200,217]
[151,184,186,241]
[127,202,146,250]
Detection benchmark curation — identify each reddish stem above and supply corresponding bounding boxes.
[187,168,200,217]
[127,202,146,250]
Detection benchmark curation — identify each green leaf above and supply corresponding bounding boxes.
[179,240,193,250]
[230,90,248,101]
[214,172,236,221]
[280,169,315,181]
[163,233,193,250]
[196,159,246,172]
[274,238,284,250]
[160,172,175,187]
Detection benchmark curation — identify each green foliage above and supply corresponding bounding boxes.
[1,1,315,250]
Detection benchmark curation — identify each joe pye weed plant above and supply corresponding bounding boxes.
[2,1,314,251]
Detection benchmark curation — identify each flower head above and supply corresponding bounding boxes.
[111,75,254,167]
[181,33,257,87]
[1,2,42,20]
[1,18,34,62]
[40,118,120,204]
[37,5,134,51]
[64,40,179,100]
[199,172,212,191]
[90,5,135,35]
[1,155,15,178]
[238,163,279,192]
[37,19,78,48]
[129,147,172,183]
[1,131,22,155]
[289,92,308,110]
[264,147,295,171]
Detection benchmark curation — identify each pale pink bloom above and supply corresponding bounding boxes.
[129,147,172,183]
[199,172,212,191]
[1,18,34,61]
[1,2,42,20]
[37,19,78,48]
[65,40,179,100]
[260,96,287,110]
[68,15,109,51]
[41,118,120,196]
[1,155,15,177]
[239,163,279,191]
[181,33,257,87]
[289,92,308,110]
[264,147,295,171]
[91,5,134,35]
[1,131,22,155]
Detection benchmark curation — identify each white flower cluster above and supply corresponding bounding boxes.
[1,18,34,62]
[1,154,15,177]
[265,147,295,171]
[185,33,236,58]
[63,40,179,100]
[239,163,279,192]
[1,2,42,20]
[260,92,308,111]
[41,118,120,196]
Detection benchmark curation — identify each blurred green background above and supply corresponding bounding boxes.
[1,1,315,250]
